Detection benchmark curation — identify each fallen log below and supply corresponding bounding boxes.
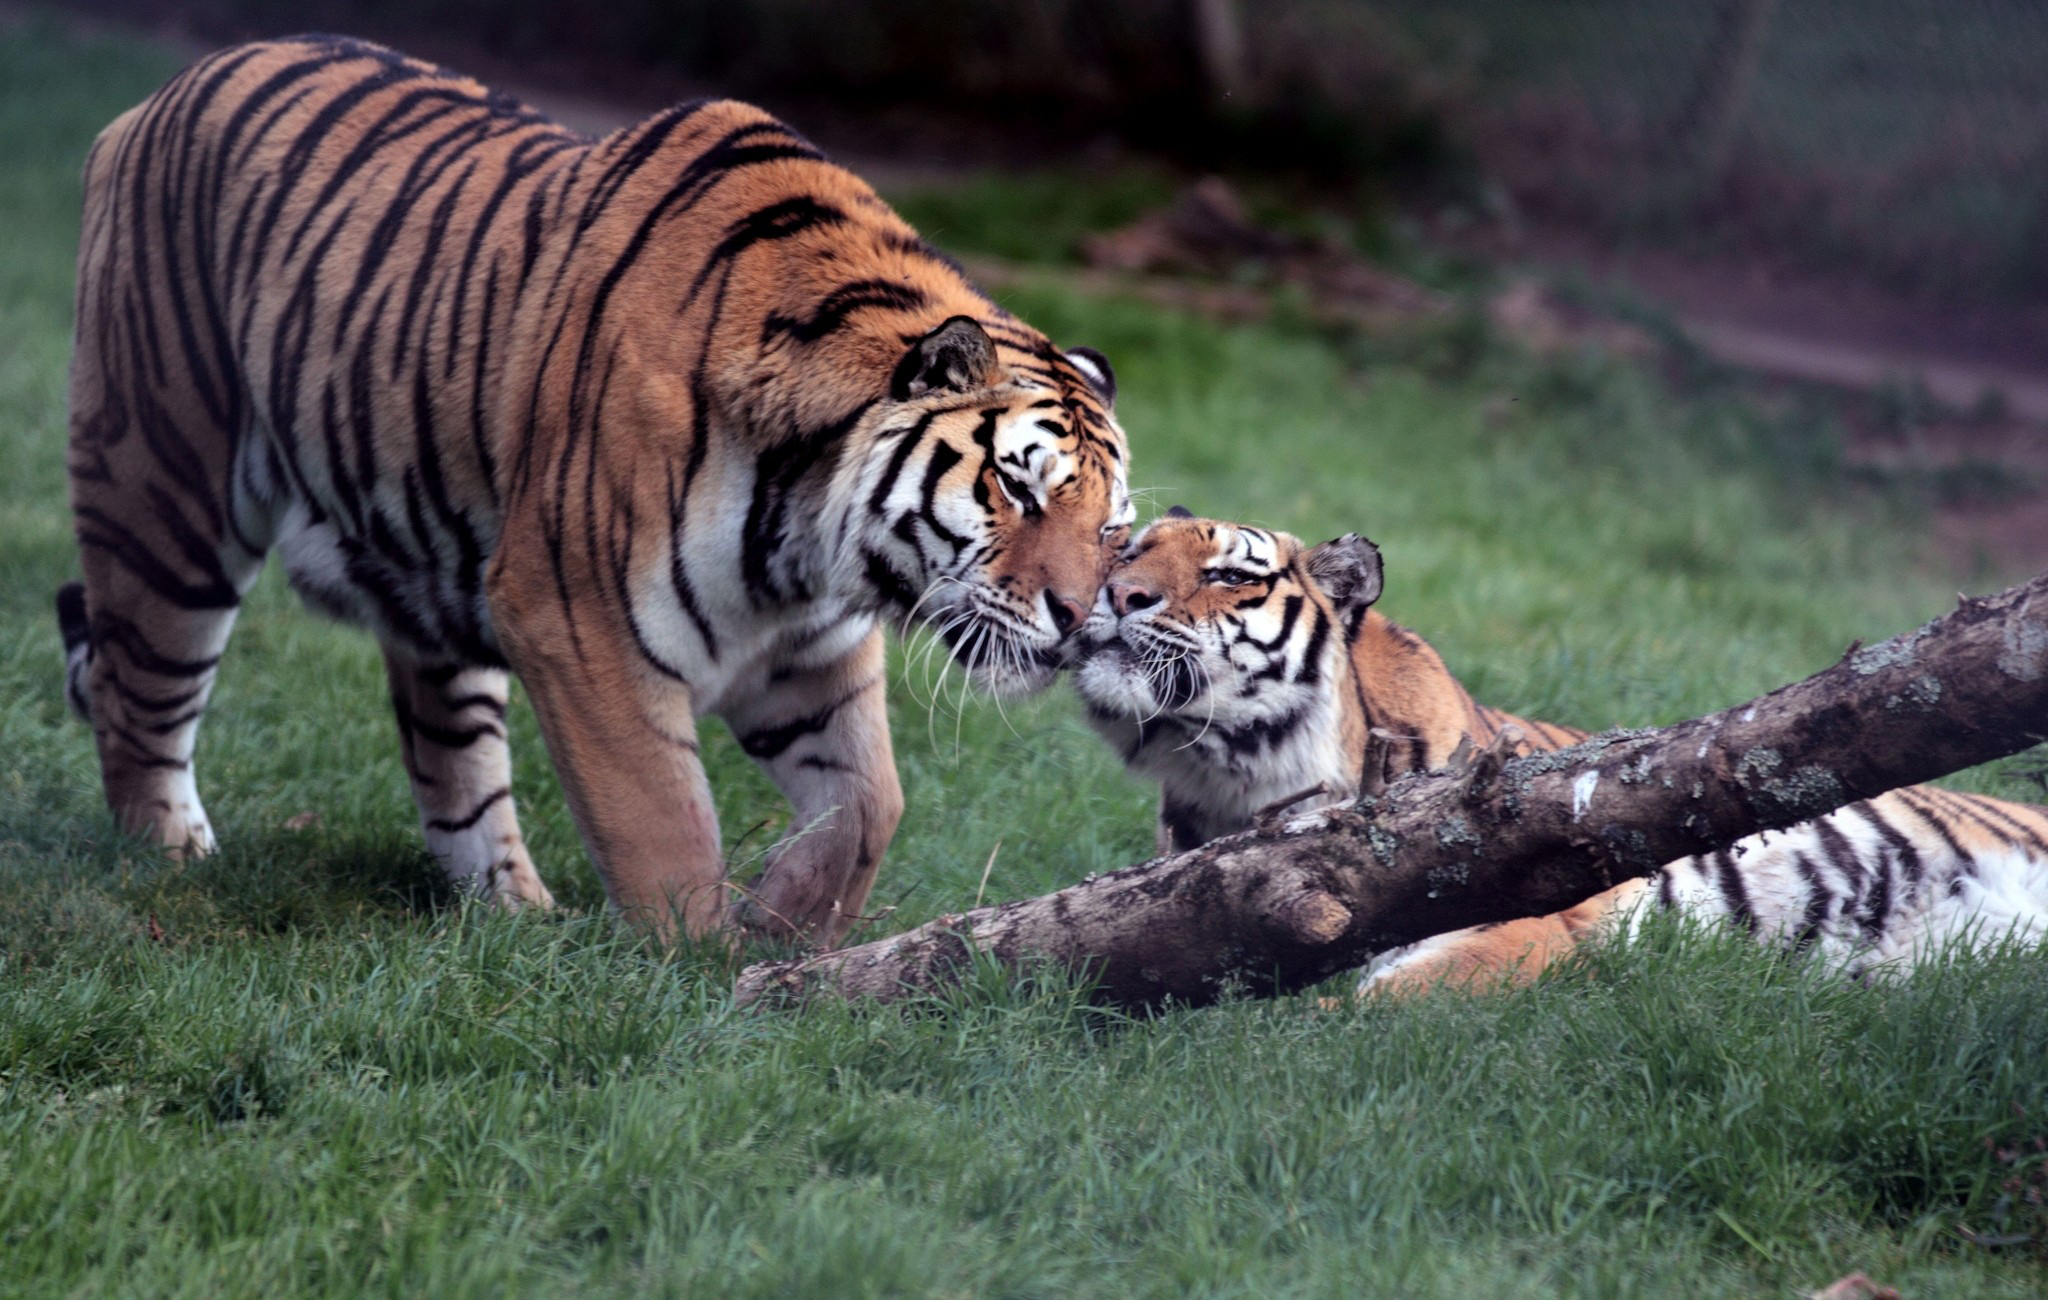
[737,573,2048,1011]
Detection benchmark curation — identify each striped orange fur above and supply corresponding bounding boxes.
[1070,513,2048,986]
[59,37,1131,940]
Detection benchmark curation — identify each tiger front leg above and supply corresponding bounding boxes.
[727,629,904,945]
[488,563,726,941]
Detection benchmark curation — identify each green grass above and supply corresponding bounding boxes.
[3,14,2046,1298]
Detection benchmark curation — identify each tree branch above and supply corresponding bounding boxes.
[737,573,2048,1012]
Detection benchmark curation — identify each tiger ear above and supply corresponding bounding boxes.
[1165,505,1194,519]
[1304,533,1384,612]
[891,316,1002,400]
[1065,346,1116,406]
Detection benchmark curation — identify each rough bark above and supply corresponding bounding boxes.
[737,573,2048,1012]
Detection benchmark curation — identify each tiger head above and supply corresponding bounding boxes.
[1067,510,1384,842]
[1070,509,1382,726]
[852,316,1132,696]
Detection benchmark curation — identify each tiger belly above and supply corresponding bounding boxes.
[275,501,503,667]
[1636,794,2048,976]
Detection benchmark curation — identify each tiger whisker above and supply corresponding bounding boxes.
[920,607,979,749]
[1173,662,1222,753]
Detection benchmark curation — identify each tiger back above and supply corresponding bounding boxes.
[61,36,1132,940]
[1069,513,2048,987]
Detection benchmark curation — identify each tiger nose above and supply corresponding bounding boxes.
[1110,581,1159,617]
[1045,590,1087,637]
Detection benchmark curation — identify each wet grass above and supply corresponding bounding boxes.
[2,15,2045,1297]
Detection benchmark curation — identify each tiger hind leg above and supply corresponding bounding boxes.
[63,548,261,858]
[383,649,553,909]
[1357,880,1649,998]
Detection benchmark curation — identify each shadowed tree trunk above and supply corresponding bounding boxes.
[1192,0,1248,110]
[738,572,2048,1012]
[1666,0,1778,180]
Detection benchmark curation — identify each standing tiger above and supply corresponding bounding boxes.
[1069,511,2048,990]
[58,36,1131,941]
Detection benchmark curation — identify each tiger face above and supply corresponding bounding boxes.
[1069,510,1380,729]
[853,317,1131,696]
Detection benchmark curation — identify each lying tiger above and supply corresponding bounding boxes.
[1069,509,2048,993]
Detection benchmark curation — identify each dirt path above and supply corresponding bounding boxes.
[1533,236,2048,420]
[1680,318,2048,424]
[1478,233,2046,579]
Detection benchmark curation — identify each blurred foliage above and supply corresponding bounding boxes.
[87,0,1469,180]
[67,0,2048,303]
[1389,0,2048,301]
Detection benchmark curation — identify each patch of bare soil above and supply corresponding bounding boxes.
[1447,224,2048,581]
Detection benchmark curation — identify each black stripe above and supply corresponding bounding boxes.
[407,714,503,749]
[1892,787,1973,861]
[1240,592,1300,654]
[1924,787,2021,851]
[1217,703,1311,756]
[1789,852,1830,951]
[1953,793,2048,855]
[389,155,479,377]
[663,460,721,659]
[283,86,473,262]
[572,99,714,233]
[688,194,847,301]
[741,401,873,605]
[1845,799,1925,889]
[102,719,191,769]
[73,501,238,612]
[1811,817,1865,893]
[867,413,939,516]
[439,692,507,716]
[908,443,968,552]
[863,549,919,610]
[764,278,928,344]
[1295,605,1333,686]
[736,681,876,761]
[1712,849,1758,932]
[106,676,205,715]
[89,612,220,679]
[141,706,207,736]
[426,787,510,832]
[1859,842,1894,942]
[595,448,691,684]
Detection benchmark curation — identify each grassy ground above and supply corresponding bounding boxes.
[3,14,2046,1298]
